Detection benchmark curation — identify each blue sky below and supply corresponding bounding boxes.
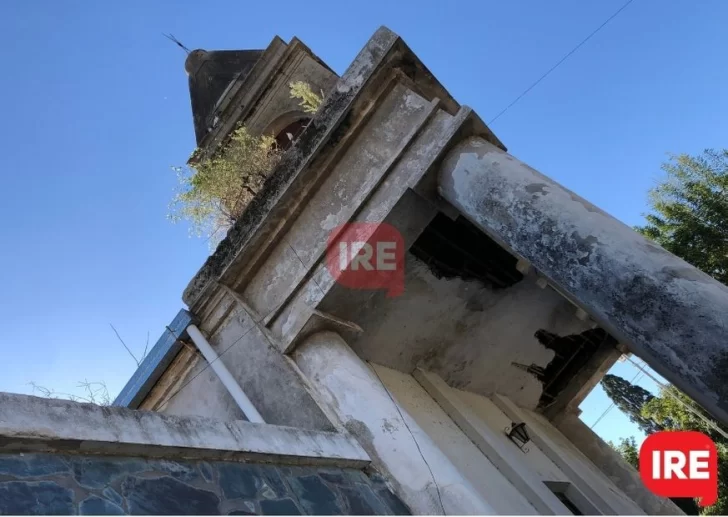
[1,1,726,445]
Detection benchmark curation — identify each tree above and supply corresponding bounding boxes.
[601,374,663,435]
[636,149,728,285]
[643,384,725,444]
[610,436,639,469]
[169,82,323,242]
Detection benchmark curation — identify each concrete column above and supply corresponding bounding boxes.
[438,137,728,425]
[293,331,495,515]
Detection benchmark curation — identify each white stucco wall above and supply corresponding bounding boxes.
[452,385,647,515]
[456,389,569,484]
[408,368,648,515]
[160,294,335,432]
[372,364,539,515]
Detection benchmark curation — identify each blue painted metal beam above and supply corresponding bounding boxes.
[113,309,196,408]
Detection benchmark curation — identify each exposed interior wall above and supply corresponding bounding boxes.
[554,412,684,515]
[159,293,334,431]
[344,256,592,409]
[0,453,407,515]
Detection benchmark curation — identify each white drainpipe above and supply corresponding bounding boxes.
[185,324,265,423]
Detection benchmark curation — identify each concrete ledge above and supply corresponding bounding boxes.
[0,392,370,468]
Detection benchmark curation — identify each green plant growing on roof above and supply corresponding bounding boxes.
[169,82,324,244]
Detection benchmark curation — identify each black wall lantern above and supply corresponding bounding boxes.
[505,422,530,453]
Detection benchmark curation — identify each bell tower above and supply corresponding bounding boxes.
[184,36,338,157]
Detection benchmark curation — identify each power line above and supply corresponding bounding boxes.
[623,356,728,441]
[488,0,636,125]
[109,323,141,366]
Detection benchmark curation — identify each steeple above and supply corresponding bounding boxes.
[185,48,264,144]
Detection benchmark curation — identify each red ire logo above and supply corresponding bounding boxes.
[326,222,404,297]
[640,431,718,507]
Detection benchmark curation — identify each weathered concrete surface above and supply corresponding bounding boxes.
[182,25,476,309]
[240,83,436,320]
[439,137,728,424]
[0,453,408,515]
[161,291,335,432]
[0,392,368,467]
[267,105,479,354]
[294,331,495,515]
[328,257,590,409]
[553,412,684,515]
[542,339,623,420]
[183,27,404,307]
[185,48,264,145]
[192,36,337,158]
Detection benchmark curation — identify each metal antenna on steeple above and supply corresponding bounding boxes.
[162,33,191,54]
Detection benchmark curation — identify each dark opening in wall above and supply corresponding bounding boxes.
[275,118,310,151]
[410,213,523,289]
[513,327,618,409]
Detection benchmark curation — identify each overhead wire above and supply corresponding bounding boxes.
[590,357,646,430]
[488,0,636,125]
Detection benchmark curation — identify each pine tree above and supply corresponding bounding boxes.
[600,374,663,435]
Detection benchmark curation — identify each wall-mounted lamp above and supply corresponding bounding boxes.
[505,422,530,453]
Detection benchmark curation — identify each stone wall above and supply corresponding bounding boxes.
[0,453,409,515]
